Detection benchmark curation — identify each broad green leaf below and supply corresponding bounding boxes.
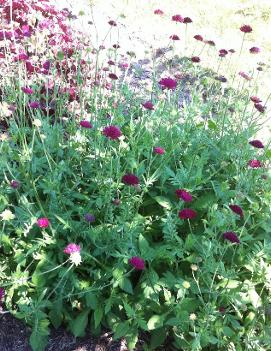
[29,319,50,351]
[85,292,98,310]
[94,305,103,329]
[147,315,164,330]
[153,196,172,210]
[119,277,133,294]
[150,328,167,350]
[114,321,130,339]
[70,309,90,337]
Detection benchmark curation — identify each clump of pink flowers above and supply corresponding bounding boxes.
[179,208,197,220]
[159,77,177,90]
[64,243,82,266]
[129,256,145,270]
[223,231,240,244]
[153,146,165,155]
[122,173,139,186]
[37,217,50,228]
[102,125,122,140]
[176,189,193,202]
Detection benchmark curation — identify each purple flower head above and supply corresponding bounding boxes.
[194,34,203,41]
[240,25,252,33]
[183,17,192,23]
[172,14,183,23]
[37,217,50,228]
[84,213,95,223]
[29,101,40,109]
[21,87,33,95]
[129,256,145,270]
[249,46,260,54]
[219,49,228,57]
[108,20,117,26]
[179,208,197,219]
[102,125,122,140]
[250,96,262,103]
[254,103,266,113]
[159,77,177,90]
[154,9,164,15]
[191,56,200,63]
[80,120,93,129]
[223,231,240,244]
[229,205,243,218]
[248,159,262,168]
[109,73,118,80]
[64,243,81,255]
[43,60,51,70]
[249,139,264,148]
[176,189,193,202]
[153,146,165,155]
[142,101,154,110]
[170,34,180,40]
[0,288,5,302]
[122,173,139,186]
[10,180,20,189]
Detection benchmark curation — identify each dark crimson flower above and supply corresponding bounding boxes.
[0,287,5,302]
[122,173,139,186]
[64,243,80,254]
[248,159,262,168]
[254,103,266,113]
[142,101,154,110]
[240,25,252,33]
[257,66,263,71]
[215,76,227,83]
[109,73,118,80]
[228,49,236,53]
[153,146,165,155]
[219,306,226,314]
[170,34,180,40]
[250,96,262,103]
[103,125,122,140]
[21,87,33,95]
[159,77,177,90]
[112,198,121,206]
[172,14,183,23]
[176,189,193,202]
[179,208,197,219]
[10,180,20,189]
[108,60,115,65]
[194,34,203,41]
[223,231,240,244]
[183,17,192,23]
[37,217,50,228]
[250,46,260,54]
[25,61,35,74]
[205,40,216,46]
[108,20,117,26]
[84,213,95,223]
[154,9,164,15]
[29,101,40,109]
[43,60,51,71]
[249,139,264,148]
[239,71,252,81]
[129,256,145,270]
[113,44,120,49]
[191,56,200,63]
[229,205,244,218]
[15,53,29,61]
[80,120,93,129]
[219,49,228,57]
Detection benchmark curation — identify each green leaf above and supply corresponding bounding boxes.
[119,277,133,294]
[85,292,98,310]
[29,319,50,351]
[138,234,150,255]
[126,329,138,350]
[150,328,167,349]
[223,326,235,337]
[153,196,172,210]
[114,321,130,339]
[94,305,103,329]
[70,310,90,337]
[147,315,165,330]
[57,51,64,60]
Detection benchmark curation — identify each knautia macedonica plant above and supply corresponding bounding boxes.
[0,1,271,351]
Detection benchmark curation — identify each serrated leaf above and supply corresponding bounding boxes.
[94,305,103,329]
[29,319,49,351]
[147,315,164,330]
[150,328,167,349]
[114,321,130,339]
[70,309,90,337]
[85,292,98,310]
[119,277,133,294]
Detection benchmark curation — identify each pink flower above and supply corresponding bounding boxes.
[113,44,120,49]
[64,243,81,254]
[239,71,252,81]
[172,14,183,23]
[254,103,266,113]
[249,140,264,148]
[102,125,122,139]
[0,287,4,303]
[229,205,243,218]
[250,96,262,103]
[142,101,154,110]
[109,73,118,80]
[249,46,260,54]
[154,9,164,15]
[183,17,192,23]
[80,120,93,129]
[159,77,177,90]
[179,208,197,220]
[129,256,145,270]
[219,49,228,57]
[10,180,20,189]
[248,159,262,168]
[170,34,180,40]
[240,25,252,33]
[153,146,165,155]
[223,231,240,244]
[194,34,203,41]
[122,173,139,186]
[176,189,193,202]
[37,217,50,228]
[29,101,40,109]
[21,87,33,95]
[108,60,115,66]
[191,56,200,63]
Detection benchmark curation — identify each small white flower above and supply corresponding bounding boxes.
[0,209,15,221]
[189,313,197,321]
[33,119,42,128]
[70,252,82,266]
[191,264,198,271]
